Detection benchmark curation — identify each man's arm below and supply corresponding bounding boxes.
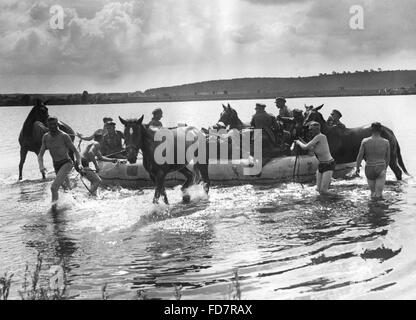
[37,134,47,174]
[64,134,81,164]
[385,141,390,170]
[76,132,94,141]
[356,140,366,173]
[295,135,319,150]
[278,116,294,124]
[92,144,116,166]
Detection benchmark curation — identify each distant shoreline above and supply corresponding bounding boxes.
[2,70,416,107]
[1,91,415,108]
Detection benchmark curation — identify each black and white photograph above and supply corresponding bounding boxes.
[0,0,415,304]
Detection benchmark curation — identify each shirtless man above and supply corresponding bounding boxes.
[294,122,335,195]
[38,116,82,210]
[80,132,118,196]
[355,122,390,200]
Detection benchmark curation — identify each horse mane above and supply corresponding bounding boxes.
[231,109,244,126]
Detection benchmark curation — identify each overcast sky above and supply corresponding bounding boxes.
[1,0,415,93]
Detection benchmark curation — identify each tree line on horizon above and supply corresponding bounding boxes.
[1,70,416,106]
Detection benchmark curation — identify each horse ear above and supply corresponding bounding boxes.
[227,103,231,109]
[119,116,126,125]
[222,104,227,111]
[138,115,144,124]
[315,104,324,111]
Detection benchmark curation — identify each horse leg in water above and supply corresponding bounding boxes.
[153,170,168,204]
[195,163,210,194]
[18,147,28,180]
[178,166,194,203]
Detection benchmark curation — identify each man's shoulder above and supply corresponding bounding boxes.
[361,137,371,145]
[59,130,71,140]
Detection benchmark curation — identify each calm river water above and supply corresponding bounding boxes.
[0,96,415,299]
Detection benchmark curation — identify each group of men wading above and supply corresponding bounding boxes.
[37,108,165,210]
[37,97,389,211]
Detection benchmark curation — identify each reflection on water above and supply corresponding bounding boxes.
[3,172,414,300]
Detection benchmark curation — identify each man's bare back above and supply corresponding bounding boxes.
[361,136,390,166]
[303,133,333,162]
[81,141,101,163]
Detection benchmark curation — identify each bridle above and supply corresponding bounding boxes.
[124,123,143,159]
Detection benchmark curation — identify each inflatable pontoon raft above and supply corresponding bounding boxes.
[98,156,355,188]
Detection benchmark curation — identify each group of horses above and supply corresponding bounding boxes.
[19,102,409,205]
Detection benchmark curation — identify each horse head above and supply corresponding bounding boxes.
[303,104,325,126]
[217,103,243,130]
[119,115,145,164]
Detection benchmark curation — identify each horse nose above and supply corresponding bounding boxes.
[127,154,137,164]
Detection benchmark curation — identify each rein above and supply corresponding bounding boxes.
[291,144,304,189]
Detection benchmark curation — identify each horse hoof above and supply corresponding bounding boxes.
[18,176,22,181]
[182,194,191,203]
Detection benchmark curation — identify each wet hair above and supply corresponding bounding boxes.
[47,116,58,122]
[331,109,342,118]
[152,108,163,115]
[103,117,113,123]
[371,122,382,133]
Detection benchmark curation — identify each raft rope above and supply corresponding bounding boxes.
[73,165,95,195]
[292,145,304,189]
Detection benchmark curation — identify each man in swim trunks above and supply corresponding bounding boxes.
[38,116,82,210]
[80,132,119,196]
[294,122,335,195]
[355,122,390,200]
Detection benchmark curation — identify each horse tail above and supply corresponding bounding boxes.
[396,141,410,176]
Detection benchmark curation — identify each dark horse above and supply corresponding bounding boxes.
[18,102,76,180]
[303,105,409,180]
[216,103,292,160]
[216,103,249,130]
[119,115,210,204]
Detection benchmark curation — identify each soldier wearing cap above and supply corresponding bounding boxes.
[327,109,345,129]
[101,121,124,157]
[251,103,277,146]
[148,108,163,128]
[275,97,292,118]
[77,117,113,142]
